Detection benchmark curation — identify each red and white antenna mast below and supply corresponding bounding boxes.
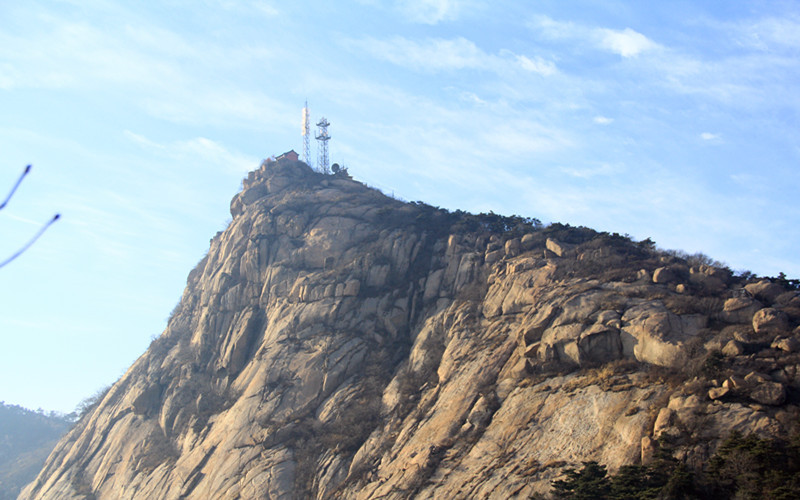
[301,101,311,165]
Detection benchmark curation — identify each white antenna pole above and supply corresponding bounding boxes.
[301,101,311,165]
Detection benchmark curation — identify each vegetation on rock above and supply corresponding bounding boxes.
[19,159,800,499]
[551,432,800,499]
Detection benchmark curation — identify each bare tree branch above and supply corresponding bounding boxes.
[1,165,61,269]
[0,164,31,211]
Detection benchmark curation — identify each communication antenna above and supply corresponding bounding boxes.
[301,101,311,165]
[315,117,330,174]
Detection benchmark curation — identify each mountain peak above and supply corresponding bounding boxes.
[21,158,800,499]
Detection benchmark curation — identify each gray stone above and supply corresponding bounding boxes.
[652,267,677,284]
[504,238,521,258]
[722,340,745,357]
[753,308,790,335]
[485,249,504,264]
[708,386,730,400]
[749,381,786,406]
[545,238,574,257]
[772,336,800,353]
[520,233,536,250]
[721,297,762,324]
[745,280,785,305]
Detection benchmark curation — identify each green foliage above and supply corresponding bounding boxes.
[551,432,800,499]
[775,272,800,290]
[552,461,611,499]
[700,350,726,379]
[610,464,668,499]
[551,459,687,500]
[448,209,542,236]
[707,431,800,499]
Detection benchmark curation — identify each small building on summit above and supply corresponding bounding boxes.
[276,150,299,162]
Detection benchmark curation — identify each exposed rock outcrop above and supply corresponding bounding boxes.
[21,159,800,499]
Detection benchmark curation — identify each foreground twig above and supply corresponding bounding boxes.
[0,164,31,210]
[1,165,61,268]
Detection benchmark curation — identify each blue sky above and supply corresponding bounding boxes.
[1,0,799,413]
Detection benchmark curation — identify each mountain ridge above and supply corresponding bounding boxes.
[0,402,72,500]
[21,158,800,499]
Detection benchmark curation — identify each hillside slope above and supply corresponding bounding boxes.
[0,403,71,500]
[21,159,800,499]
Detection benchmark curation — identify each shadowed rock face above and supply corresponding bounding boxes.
[21,160,800,499]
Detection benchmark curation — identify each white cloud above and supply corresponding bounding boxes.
[360,36,485,70]
[598,27,659,58]
[123,130,165,150]
[455,90,487,105]
[700,132,721,141]
[561,162,625,178]
[530,16,659,58]
[124,131,257,174]
[593,116,613,125]
[394,0,475,24]
[252,2,280,17]
[515,54,558,76]
[531,15,578,40]
[739,17,800,50]
[348,36,557,76]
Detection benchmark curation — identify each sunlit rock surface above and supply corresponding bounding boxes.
[21,159,800,499]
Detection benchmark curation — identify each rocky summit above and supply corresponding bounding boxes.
[21,158,800,499]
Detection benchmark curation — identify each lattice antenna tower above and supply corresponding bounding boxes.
[301,101,311,165]
[315,117,331,174]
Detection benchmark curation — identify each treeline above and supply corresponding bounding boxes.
[551,432,800,499]
[0,402,73,500]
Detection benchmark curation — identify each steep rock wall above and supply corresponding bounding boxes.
[21,160,800,499]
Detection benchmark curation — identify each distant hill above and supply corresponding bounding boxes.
[0,403,72,500]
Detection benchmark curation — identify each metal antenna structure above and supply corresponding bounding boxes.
[301,101,311,165]
[315,117,331,174]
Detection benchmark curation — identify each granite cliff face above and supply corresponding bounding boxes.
[21,159,800,499]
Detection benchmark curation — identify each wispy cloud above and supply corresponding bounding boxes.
[394,0,478,24]
[530,15,660,58]
[123,131,257,174]
[700,132,721,141]
[561,162,625,178]
[0,6,288,128]
[593,116,613,125]
[515,54,558,76]
[734,16,800,51]
[346,35,556,75]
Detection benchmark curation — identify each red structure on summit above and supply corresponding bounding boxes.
[276,150,299,162]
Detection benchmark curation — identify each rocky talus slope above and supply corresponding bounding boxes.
[21,159,800,499]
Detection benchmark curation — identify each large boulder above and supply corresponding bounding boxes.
[620,302,706,367]
[545,238,574,257]
[749,381,787,406]
[652,267,677,284]
[720,296,762,324]
[520,233,536,250]
[752,308,790,336]
[745,280,785,305]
